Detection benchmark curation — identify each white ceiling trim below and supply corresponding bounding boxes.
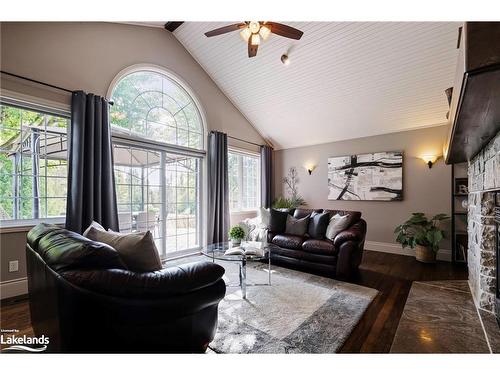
[174,22,461,149]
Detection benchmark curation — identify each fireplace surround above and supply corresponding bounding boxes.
[467,130,499,318]
[495,195,500,324]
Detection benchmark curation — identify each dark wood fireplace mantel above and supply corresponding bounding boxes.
[444,22,500,164]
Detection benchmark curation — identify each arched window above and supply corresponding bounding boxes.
[109,68,204,150]
[108,66,204,258]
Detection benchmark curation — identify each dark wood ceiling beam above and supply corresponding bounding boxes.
[164,22,184,32]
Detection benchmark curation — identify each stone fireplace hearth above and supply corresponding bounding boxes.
[468,130,500,317]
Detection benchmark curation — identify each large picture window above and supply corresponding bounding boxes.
[228,149,260,212]
[0,103,68,223]
[110,67,204,256]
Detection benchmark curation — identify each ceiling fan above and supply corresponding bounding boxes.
[204,21,303,58]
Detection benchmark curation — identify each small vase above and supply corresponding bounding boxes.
[230,238,241,247]
[415,245,436,263]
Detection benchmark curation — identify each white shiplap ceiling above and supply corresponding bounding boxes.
[173,22,461,149]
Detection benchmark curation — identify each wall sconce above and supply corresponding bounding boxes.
[420,155,439,169]
[305,164,316,175]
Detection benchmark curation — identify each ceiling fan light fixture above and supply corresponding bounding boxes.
[248,21,260,34]
[240,27,252,41]
[281,54,290,65]
[259,25,271,40]
[251,33,261,46]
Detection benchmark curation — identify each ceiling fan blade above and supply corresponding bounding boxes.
[248,39,258,58]
[267,22,303,40]
[205,23,246,37]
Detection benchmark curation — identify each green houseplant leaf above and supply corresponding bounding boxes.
[394,212,448,253]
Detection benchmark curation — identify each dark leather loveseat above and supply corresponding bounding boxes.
[267,208,366,280]
[26,223,226,353]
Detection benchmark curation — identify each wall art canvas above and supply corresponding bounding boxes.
[328,151,403,201]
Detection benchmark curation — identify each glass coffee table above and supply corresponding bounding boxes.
[201,241,275,299]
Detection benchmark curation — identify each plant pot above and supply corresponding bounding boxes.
[415,245,436,263]
[230,239,241,247]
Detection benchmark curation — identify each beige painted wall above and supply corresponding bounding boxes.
[0,22,265,288]
[0,22,264,147]
[274,125,452,250]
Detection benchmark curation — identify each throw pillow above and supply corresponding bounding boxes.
[285,214,310,236]
[85,227,162,272]
[82,220,105,237]
[307,212,330,239]
[258,207,271,228]
[325,214,351,240]
[269,209,289,233]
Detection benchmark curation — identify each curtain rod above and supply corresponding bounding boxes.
[223,133,262,147]
[1,70,113,105]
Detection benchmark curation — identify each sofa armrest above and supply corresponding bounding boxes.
[333,219,367,248]
[267,231,277,243]
[61,261,225,298]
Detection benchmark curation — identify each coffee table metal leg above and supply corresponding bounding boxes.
[268,254,271,286]
[240,259,247,299]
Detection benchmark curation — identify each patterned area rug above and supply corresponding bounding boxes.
[206,260,378,353]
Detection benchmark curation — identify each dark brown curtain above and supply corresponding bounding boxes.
[260,144,273,208]
[207,131,229,244]
[65,91,119,234]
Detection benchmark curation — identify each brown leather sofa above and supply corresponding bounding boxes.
[267,208,366,280]
[26,223,226,353]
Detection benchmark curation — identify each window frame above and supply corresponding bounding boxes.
[0,97,70,229]
[228,147,261,214]
[112,138,203,259]
[107,64,206,151]
[108,64,207,258]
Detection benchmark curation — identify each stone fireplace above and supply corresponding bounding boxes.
[468,130,500,318]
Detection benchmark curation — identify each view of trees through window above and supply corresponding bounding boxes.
[113,143,200,256]
[110,70,203,150]
[228,150,260,212]
[110,68,204,255]
[0,104,68,221]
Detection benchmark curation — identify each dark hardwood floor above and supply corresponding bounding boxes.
[0,250,468,353]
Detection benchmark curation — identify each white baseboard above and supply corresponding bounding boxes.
[0,277,28,300]
[365,241,452,262]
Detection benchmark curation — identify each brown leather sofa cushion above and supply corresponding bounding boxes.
[271,234,304,250]
[302,239,336,256]
[61,261,225,298]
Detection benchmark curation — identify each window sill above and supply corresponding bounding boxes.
[230,210,259,215]
[0,218,65,233]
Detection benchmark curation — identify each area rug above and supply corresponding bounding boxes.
[206,260,378,353]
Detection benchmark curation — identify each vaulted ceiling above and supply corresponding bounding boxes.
[173,22,461,149]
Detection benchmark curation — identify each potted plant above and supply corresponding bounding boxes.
[272,167,307,209]
[228,225,245,246]
[394,212,449,263]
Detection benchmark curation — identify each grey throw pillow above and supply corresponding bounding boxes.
[85,227,162,272]
[325,214,351,240]
[285,214,310,236]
